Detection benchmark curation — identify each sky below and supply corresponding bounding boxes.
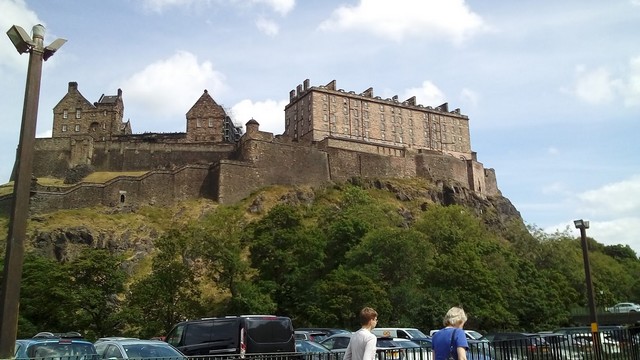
[1,0,639,254]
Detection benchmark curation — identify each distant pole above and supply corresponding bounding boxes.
[574,219,601,360]
[0,24,65,358]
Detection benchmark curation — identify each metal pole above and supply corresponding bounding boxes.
[579,227,601,360]
[0,25,45,358]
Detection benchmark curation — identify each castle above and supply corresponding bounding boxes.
[4,79,500,214]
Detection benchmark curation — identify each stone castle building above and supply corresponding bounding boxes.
[1,79,500,214]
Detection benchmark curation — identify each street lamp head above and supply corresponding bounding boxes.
[6,25,33,54]
[31,24,45,40]
[574,219,590,229]
[44,38,67,61]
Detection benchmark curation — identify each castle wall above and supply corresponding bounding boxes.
[484,168,500,197]
[92,141,235,171]
[215,160,261,204]
[467,160,487,194]
[32,137,236,177]
[25,165,211,214]
[415,153,470,188]
[216,137,330,204]
[33,138,74,177]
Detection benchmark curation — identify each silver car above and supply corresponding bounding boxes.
[94,339,185,359]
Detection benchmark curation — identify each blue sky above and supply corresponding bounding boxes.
[1,0,639,254]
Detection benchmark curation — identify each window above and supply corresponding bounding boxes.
[196,119,202,128]
[102,123,106,129]
[62,125,67,132]
[208,118,214,127]
[74,124,80,132]
[75,109,81,119]
[63,109,68,119]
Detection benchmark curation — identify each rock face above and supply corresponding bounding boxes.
[27,178,524,267]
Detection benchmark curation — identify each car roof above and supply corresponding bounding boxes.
[96,339,168,345]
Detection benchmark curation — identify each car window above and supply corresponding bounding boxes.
[166,324,185,347]
[184,322,213,346]
[105,345,124,359]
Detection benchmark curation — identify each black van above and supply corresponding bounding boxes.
[166,315,295,356]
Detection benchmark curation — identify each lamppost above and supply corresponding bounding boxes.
[0,24,65,358]
[574,219,601,360]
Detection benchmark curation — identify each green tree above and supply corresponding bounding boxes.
[248,204,326,319]
[67,248,127,338]
[17,254,74,337]
[126,227,204,337]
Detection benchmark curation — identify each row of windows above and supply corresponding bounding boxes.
[195,118,216,128]
[61,124,81,132]
[62,109,109,119]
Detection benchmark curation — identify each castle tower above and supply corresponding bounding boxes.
[185,90,242,142]
[52,82,131,140]
[284,79,473,160]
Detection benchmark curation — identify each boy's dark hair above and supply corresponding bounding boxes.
[359,307,378,325]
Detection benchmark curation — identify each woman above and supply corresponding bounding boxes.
[432,307,469,360]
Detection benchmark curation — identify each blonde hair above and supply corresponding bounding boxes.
[443,306,467,327]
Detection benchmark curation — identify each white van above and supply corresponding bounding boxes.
[372,328,428,339]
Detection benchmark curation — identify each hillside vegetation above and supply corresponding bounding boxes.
[0,178,638,340]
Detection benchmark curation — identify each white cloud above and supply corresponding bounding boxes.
[230,99,287,134]
[460,88,479,107]
[547,146,559,155]
[578,175,640,216]
[36,130,52,138]
[251,0,294,16]
[141,0,209,13]
[256,17,279,36]
[571,56,640,107]
[540,175,640,254]
[402,81,446,107]
[319,0,487,43]
[621,56,640,107]
[573,65,617,105]
[0,0,43,70]
[141,0,294,15]
[546,217,640,255]
[119,51,226,119]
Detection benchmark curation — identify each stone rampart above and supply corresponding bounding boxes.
[24,165,210,214]
[415,153,470,188]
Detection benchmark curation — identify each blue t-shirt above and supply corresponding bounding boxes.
[432,328,469,360]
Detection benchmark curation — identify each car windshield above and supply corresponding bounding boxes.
[28,343,96,358]
[122,344,182,358]
[394,341,421,349]
[297,341,330,353]
[466,331,483,340]
[406,330,428,338]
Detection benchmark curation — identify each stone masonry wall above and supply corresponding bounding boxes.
[27,165,210,214]
[415,153,470,187]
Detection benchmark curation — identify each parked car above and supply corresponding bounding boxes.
[606,302,640,313]
[296,339,332,360]
[373,328,429,340]
[319,334,402,360]
[481,332,551,360]
[165,315,295,356]
[95,339,185,359]
[430,329,485,341]
[388,338,432,360]
[15,332,98,360]
[295,330,330,342]
[297,328,351,338]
